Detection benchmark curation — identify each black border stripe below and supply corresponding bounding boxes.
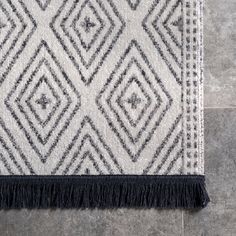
[0,175,210,209]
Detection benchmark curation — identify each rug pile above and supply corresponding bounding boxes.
[0,0,209,208]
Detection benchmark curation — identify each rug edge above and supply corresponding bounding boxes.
[0,175,210,209]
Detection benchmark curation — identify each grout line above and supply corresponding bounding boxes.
[204,107,236,110]
[181,210,184,236]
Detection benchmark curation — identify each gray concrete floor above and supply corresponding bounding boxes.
[0,0,236,235]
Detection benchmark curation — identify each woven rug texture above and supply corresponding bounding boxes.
[0,0,209,208]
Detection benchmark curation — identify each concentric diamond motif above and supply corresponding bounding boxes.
[71,3,104,51]
[142,0,183,85]
[97,40,172,162]
[5,41,81,163]
[0,0,36,85]
[50,0,125,85]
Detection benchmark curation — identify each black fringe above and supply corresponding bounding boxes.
[0,175,209,209]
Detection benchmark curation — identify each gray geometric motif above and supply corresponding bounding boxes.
[143,114,183,175]
[126,0,141,10]
[52,116,123,175]
[0,117,35,174]
[35,0,51,11]
[0,126,25,175]
[0,0,36,86]
[5,40,81,163]
[96,40,172,162]
[142,0,183,85]
[27,76,61,127]
[117,76,152,128]
[50,0,125,85]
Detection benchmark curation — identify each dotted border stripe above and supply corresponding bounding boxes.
[183,0,203,174]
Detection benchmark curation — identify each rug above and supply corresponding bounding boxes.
[0,0,209,208]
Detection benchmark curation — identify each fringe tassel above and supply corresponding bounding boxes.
[0,175,210,209]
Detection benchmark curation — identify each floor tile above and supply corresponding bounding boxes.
[184,109,236,236]
[204,0,236,108]
[0,209,182,236]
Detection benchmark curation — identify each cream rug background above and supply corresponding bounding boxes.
[0,0,209,208]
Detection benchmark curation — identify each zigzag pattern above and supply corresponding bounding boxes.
[0,0,203,175]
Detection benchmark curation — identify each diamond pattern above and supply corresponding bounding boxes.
[50,0,125,85]
[5,41,81,163]
[97,40,172,162]
[0,0,203,176]
[116,76,152,128]
[26,75,61,127]
[0,0,36,86]
[142,0,182,85]
[71,2,104,51]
